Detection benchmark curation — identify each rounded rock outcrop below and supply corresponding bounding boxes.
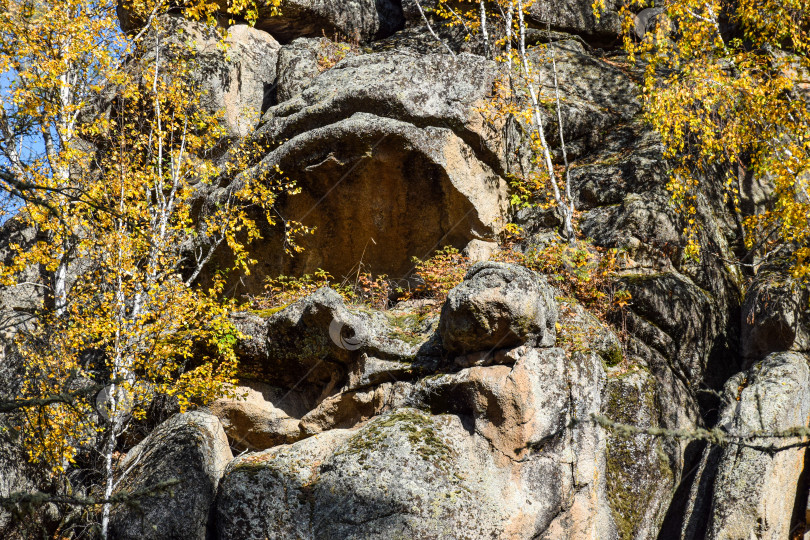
[109,412,232,540]
[439,262,558,355]
[253,0,404,43]
[740,273,805,362]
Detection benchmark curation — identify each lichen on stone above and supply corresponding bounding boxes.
[336,409,455,469]
[604,372,674,539]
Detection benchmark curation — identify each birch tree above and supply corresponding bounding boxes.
[434,0,577,240]
[514,3,576,240]
[0,1,297,536]
[599,0,810,270]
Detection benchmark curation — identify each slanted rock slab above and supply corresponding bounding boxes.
[109,411,232,540]
[707,352,810,539]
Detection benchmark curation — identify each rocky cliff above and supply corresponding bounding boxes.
[3,1,810,539]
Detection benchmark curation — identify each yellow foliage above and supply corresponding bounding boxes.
[405,246,470,302]
[0,1,297,478]
[120,0,275,27]
[596,0,810,272]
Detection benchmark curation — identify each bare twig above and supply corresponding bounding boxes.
[413,0,456,57]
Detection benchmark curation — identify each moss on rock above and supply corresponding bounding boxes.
[604,372,674,539]
[600,344,623,368]
[336,409,454,469]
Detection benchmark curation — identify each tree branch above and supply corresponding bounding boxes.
[0,479,181,509]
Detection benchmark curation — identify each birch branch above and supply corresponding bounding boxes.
[414,0,456,57]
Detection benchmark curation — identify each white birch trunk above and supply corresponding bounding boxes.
[517,3,574,240]
[479,1,489,59]
[548,26,575,241]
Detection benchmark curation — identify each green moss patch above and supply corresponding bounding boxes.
[600,345,624,368]
[250,304,289,318]
[337,409,454,468]
[383,311,432,347]
[604,375,674,539]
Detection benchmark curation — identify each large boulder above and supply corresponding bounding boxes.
[439,262,557,355]
[254,50,510,171]
[528,0,624,41]
[108,412,233,540]
[669,352,810,539]
[260,46,516,160]
[253,0,404,43]
[217,344,614,539]
[214,24,282,136]
[275,37,331,102]
[215,272,737,540]
[217,409,531,539]
[136,15,280,138]
[218,267,715,539]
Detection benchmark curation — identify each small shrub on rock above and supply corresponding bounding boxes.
[402,246,472,303]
